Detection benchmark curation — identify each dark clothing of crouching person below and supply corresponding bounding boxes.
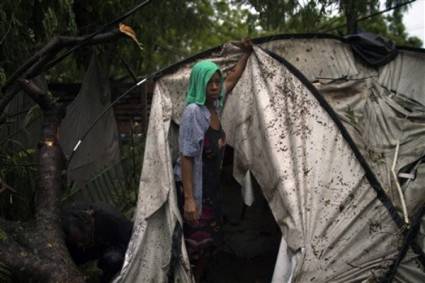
[61,202,133,283]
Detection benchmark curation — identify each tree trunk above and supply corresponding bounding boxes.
[0,81,85,282]
[342,0,358,34]
[0,19,137,282]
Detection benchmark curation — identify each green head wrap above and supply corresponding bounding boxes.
[186,60,224,106]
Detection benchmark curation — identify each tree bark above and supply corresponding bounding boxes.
[341,0,358,34]
[0,80,85,282]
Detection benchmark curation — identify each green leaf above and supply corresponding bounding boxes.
[0,228,7,241]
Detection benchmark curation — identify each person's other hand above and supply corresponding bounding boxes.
[184,197,199,224]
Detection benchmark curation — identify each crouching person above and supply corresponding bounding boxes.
[61,202,133,283]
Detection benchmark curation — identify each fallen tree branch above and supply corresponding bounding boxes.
[17,79,56,111]
[0,229,83,283]
[0,29,124,115]
[0,3,152,281]
[3,29,123,93]
[0,79,84,282]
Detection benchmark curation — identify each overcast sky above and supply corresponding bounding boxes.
[403,0,425,46]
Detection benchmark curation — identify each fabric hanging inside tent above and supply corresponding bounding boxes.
[115,36,425,282]
[59,55,121,191]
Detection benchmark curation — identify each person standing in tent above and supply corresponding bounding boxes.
[174,39,253,282]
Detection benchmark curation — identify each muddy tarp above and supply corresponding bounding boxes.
[115,36,425,282]
[263,39,425,282]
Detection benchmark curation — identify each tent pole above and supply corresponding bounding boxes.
[391,141,410,226]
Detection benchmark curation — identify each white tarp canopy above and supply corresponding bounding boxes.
[115,35,425,282]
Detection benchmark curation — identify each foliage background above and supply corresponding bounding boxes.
[0,0,421,86]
